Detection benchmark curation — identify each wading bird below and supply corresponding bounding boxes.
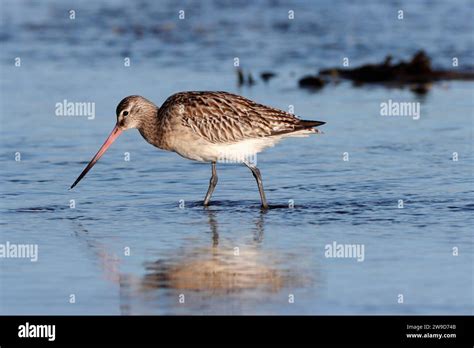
[70,92,325,208]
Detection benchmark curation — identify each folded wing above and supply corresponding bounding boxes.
[160,91,325,144]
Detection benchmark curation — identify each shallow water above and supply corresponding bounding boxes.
[0,0,473,314]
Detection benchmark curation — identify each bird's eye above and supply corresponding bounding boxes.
[123,111,129,116]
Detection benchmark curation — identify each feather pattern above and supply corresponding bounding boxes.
[158,91,325,144]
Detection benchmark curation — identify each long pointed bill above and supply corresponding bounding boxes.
[70,124,123,189]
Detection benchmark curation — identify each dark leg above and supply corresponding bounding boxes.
[244,163,269,209]
[203,162,218,206]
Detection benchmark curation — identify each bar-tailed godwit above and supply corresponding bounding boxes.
[70,92,325,208]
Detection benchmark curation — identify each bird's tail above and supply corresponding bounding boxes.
[299,120,326,128]
[298,119,326,134]
[270,119,326,137]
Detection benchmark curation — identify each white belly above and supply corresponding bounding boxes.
[171,130,314,163]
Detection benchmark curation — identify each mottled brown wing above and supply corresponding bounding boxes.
[161,91,321,144]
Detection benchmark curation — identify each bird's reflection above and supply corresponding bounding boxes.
[70,208,306,314]
[140,208,291,294]
[71,220,121,284]
[203,207,265,247]
[207,207,220,248]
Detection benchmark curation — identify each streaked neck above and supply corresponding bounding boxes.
[138,106,163,149]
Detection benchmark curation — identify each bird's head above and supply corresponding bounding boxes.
[116,95,156,131]
[69,95,156,190]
